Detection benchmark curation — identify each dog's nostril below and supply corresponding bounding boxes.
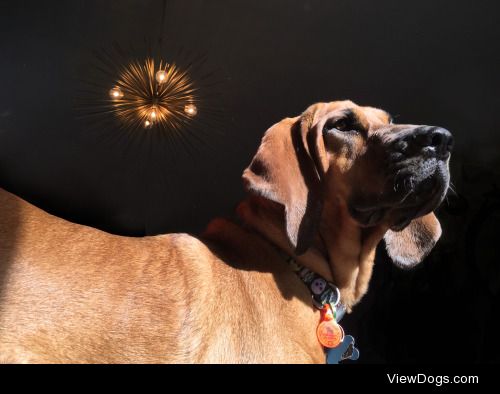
[394,126,453,159]
[431,132,444,148]
[416,126,453,155]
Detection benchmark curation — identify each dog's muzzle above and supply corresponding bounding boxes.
[349,125,453,230]
[388,126,453,229]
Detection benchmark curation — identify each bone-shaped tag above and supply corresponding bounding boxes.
[326,335,360,364]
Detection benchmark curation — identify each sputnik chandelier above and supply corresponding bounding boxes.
[78,1,223,151]
[108,58,198,130]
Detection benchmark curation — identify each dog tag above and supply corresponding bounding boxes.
[316,304,344,348]
[326,335,360,364]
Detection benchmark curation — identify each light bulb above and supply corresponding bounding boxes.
[156,70,167,84]
[150,110,157,119]
[109,86,123,100]
[144,120,152,128]
[184,104,197,116]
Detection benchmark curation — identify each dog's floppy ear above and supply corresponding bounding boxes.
[242,107,327,255]
[384,213,442,268]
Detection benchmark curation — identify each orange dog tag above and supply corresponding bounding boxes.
[317,305,344,348]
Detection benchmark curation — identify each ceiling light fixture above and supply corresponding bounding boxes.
[108,58,198,130]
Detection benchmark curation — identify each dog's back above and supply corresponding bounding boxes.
[0,188,322,363]
[0,188,201,362]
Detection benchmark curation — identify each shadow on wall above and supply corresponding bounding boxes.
[0,188,20,302]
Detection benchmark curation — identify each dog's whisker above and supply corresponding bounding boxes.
[447,182,458,196]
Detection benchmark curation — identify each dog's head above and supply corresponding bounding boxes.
[243,101,452,268]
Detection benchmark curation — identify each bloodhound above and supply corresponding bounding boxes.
[0,100,452,363]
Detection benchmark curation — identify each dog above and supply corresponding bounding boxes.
[0,100,452,363]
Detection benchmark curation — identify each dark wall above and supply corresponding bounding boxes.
[0,0,499,363]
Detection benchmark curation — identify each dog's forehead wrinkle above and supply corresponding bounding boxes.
[312,101,389,123]
[309,101,393,131]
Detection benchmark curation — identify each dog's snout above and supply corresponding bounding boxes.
[394,126,453,159]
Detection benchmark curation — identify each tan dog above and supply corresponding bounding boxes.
[0,101,452,363]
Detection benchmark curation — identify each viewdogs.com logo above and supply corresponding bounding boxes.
[387,374,478,386]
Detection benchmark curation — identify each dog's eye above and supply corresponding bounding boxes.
[324,118,352,133]
[333,119,350,131]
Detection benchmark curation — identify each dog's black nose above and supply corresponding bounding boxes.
[396,126,453,159]
[419,126,453,157]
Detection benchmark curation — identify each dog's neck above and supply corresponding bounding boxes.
[237,196,388,310]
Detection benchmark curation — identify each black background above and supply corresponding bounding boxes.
[0,0,499,363]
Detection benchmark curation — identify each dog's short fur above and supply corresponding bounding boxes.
[0,101,451,363]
